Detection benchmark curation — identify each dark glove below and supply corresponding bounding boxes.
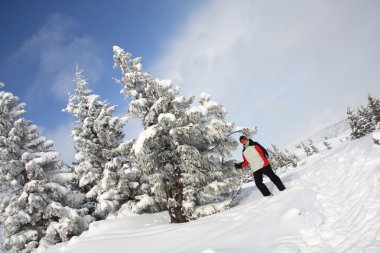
[234,163,242,169]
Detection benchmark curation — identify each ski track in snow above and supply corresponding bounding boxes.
[298,138,380,253]
[42,135,380,253]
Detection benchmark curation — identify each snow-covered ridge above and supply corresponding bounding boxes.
[285,119,351,157]
[306,119,350,143]
[43,134,380,253]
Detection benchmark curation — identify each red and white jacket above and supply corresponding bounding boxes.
[241,140,270,172]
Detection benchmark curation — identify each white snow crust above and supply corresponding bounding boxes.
[158,113,175,123]
[132,126,157,154]
[373,129,380,143]
[41,132,380,253]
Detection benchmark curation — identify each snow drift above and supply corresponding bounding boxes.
[40,133,380,253]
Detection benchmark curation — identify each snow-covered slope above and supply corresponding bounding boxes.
[307,119,350,142]
[41,134,380,253]
[287,119,351,161]
[0,229,3,253]
[287,119,351,151]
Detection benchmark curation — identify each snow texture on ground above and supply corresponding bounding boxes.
[0,227,3,253]
[41,134,380,253]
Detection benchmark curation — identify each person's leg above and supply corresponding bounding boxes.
[261,165,286,191]
[253,170,272,196]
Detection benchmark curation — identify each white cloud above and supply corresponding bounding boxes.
[44,122,75,164]
[153,0,380,146]
[11,13,103,101]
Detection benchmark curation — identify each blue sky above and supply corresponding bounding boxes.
[1,0,380,162]
[0,0,202,125]
[0,0,202,161]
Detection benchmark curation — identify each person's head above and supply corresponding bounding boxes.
[239,136,248,145]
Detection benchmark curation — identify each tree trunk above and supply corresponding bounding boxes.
[163,166,188,223]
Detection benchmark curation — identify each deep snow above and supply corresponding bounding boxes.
[0,230,3,253]
[40,133,380,253]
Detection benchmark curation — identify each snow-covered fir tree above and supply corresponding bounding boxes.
[64,70,141,219]
[323,141,332,150]
[113,46,254,222]
[347,107,364,139]
[347,95,380,140]
[348,106,373,139]
[0,83,91,253]
[299,140,318,156]
[0,82,26,204]
[267,145,298,171]
[308,139,319,154]
[267,145,281,169]
[357,106,376,135]
[300,142,312,156]
[285,149,299,165]
[367,94,380,126]
[323,138,332,150]
[171,93,255,219]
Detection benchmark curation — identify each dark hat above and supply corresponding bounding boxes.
[239,136,247,141]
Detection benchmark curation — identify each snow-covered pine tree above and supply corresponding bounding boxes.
[0,82,26,206]
[64,70,140,219]
[308,139,319,154]
[347,107,363,139]
[367,94,380,128]
[113,46,253,222]
[323,140,332,150]
[267,145,281,169]
[0,84,91,252]
[301,142,312,156]
[267,145,298,171]
[113,49,192,222]
[347,95,380,140]
[367,95,380,144]
[170,92,251,219]
[357,106,375,136]
[285,149,299,167]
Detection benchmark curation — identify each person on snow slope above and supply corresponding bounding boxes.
[235,136,286,197]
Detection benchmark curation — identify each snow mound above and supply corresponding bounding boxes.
[43,135,380,253]
[201,249,218,253]
[281,208,303,220]
[373,129,380,144]
[298,136,380,253]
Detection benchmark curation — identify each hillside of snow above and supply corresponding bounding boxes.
[288,119,350,149]
[307,119,350,142]
[40,132,380,253]
[287,119,351,161]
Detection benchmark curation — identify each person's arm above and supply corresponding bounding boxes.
[235,154,249,169]
[241,153,249,168]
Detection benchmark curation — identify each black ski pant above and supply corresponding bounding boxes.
[253,165,286,196]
